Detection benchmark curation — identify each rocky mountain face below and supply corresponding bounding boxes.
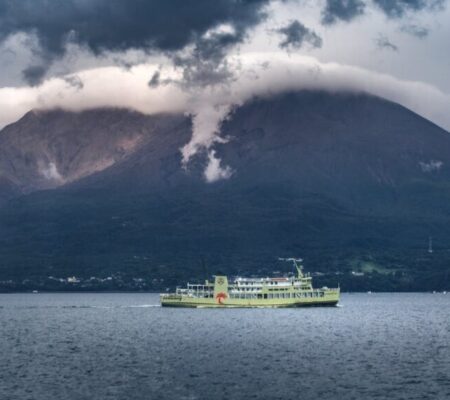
[0,108,187,201]
[1,91,449,290]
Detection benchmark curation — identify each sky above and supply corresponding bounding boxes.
[1,0,449,181]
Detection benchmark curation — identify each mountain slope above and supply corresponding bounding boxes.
[0,108,186,201]
[1,91,450,291]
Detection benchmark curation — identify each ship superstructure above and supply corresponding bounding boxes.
[160,258,340,308]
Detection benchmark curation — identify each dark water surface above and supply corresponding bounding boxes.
[1,293,449,400]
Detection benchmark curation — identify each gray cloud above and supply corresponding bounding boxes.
[64,75,84,90]
[148,71,160,88]
[400,23,430,38]
[372,0,445,18]
[277,20,322,50]
[419,160,443,172]
[375,34,399,51]
[321,0,445,25]
[0,0,269,84]
[172,30,240,87]
[22,64,47,86]
[321,0,366,25]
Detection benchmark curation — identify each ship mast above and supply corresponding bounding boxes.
[278,257,304,278]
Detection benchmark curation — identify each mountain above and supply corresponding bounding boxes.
[1,91,450,291]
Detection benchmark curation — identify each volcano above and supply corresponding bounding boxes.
[1,91,449,290]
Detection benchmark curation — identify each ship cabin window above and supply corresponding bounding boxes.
[257,294,262,299]
[320,292,324,297]
[263,294,268,299]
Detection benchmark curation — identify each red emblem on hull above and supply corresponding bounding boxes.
[215,292,227,305]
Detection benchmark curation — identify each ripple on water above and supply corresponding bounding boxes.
[0,293,449,400]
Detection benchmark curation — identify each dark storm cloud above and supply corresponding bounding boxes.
[375,35,399,51]
[0,0,269,84]
[400,24,429,38]
[321,0,366,25]
[372,0,445,18]
[277,20,322,50]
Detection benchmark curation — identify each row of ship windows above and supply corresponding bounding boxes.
[237,280,311,286]
[233,286,310,291]
[237,281,288,286]
[229,292,325,299]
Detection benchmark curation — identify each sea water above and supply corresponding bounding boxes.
[1,293,449,400]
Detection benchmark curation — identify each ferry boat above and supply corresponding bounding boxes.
[160,258,340,308]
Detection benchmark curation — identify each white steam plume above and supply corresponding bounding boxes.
[181,103,231,165]
[180,103,233,182]
[40,162,64,182]
[204,150,234,182]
